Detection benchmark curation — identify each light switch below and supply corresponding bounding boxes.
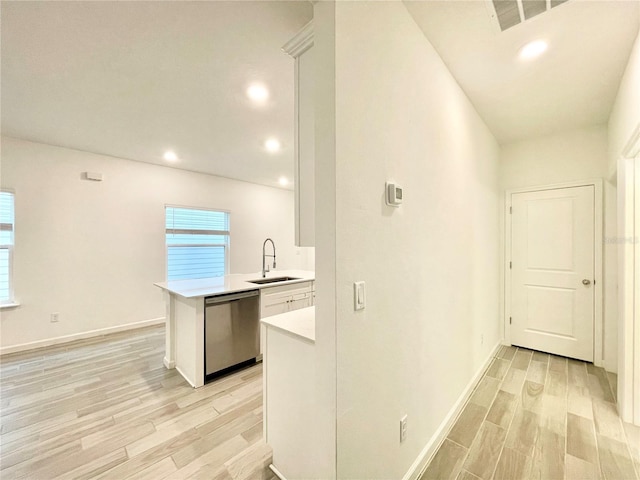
[354,281,365,311]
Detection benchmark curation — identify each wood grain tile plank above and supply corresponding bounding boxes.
[0,416,115,469]
[607,372,618,402]
[592,397,627,443]
[506,406,539,457]
[568,385,594,420]
[95,429,201,480]
[567,412,598,463]
[587,364,615,403]
[493,446,531,480]
[568,359,589,388]
[486,390,517,429]
[57,448,129,480]
[447,402,487,448]
[125,456,177,480]
[622,422,640,475]
[486,359,510,381]
[520,381,544,414]
[529,427,565,480]
[469,376,500,409]
[549,355,567,373]
[173,413,261,469]
[511,349,533,371]
[455,470,481,480]
[531,351,549,364]
[0,439,83,478]
[597,434,638,480]
[224,440,272,480]
[462,421,507,480]
[170,435,249,479]
[539,394,566,437]
[500,367,526,395]
[545,369,568,398]
[525,361,547,385]
[497,346,517,361]
[420,439,467,480]
[565,453,601,480]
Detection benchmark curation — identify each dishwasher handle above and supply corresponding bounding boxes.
[205,289,259,305]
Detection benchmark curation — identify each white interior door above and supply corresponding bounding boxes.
[510,185,595,362]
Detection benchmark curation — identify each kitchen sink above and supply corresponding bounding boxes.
[248,276,301,285]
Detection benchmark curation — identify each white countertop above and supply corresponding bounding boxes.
[154,269,314,299]
[261,306,315,343]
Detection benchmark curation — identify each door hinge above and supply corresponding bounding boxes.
[510,317,512,325]
[594,279,596,285]
[509,261,512,269]
[509,206,512,214]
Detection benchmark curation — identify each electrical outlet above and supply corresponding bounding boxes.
[400,415,408,443]
[51,312,59,323]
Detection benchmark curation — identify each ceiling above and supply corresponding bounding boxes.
[404,0,640,144]
[1,1,312,189]
[2,1,639,187]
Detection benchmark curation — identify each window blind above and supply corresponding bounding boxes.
[165,207,229,281]
[0,192,15,303]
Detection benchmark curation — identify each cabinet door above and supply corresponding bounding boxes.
[260,281,313,317]
[262,299,290,318]
[289,296,311,312]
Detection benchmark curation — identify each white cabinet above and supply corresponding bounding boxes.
[283,22,314,247]
[260,281,314,319]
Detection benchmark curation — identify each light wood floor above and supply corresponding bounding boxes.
[421,346,640,480]
[0,325,274,480]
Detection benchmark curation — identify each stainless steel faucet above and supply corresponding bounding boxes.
[262,238,276,278]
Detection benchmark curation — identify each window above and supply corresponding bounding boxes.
[0,192,15,304]
[165,206,230,281]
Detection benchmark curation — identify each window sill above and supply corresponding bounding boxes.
[0,303,20,309]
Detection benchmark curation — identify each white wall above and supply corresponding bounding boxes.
[499,125,618,372]
[314,3,501,478]
[608,24,640,423]
[609,29,640,171]
[0,136,308,349]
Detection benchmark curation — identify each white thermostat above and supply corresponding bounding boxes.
[386,182,403,207]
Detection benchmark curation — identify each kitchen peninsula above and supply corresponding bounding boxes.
[155,269,314,387]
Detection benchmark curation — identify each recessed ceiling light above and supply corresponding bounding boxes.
[265,138,281,153]
[519,40,548,60]
[163,151,178,162]
[278,177,289,186]
[247,83,269,103]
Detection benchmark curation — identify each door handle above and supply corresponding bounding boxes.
[582,279,591,286]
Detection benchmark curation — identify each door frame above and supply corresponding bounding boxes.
[504,179,604,367]
[618,122,640,425]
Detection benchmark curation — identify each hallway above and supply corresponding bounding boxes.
[421,346,640,480]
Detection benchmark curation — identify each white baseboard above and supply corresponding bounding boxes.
[163,356,176,369]
[269,464,287,480]
[0,317,165,356]
[176,365,197,388]
[403,341,502,480]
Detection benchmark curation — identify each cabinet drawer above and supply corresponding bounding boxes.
[260,281,313,318]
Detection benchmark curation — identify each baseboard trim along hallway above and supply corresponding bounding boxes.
[404,341,503,480]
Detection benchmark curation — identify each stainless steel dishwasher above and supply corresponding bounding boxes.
[204,289,260,378]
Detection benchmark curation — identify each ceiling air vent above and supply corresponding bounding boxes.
[489,0,569,31]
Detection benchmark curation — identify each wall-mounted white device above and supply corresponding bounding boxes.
[83,172,103,182]
[386,182,403,207]
[354,281,365,311]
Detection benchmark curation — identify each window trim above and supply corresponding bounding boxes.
[165,204,231,281]
[0,190,15,305]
